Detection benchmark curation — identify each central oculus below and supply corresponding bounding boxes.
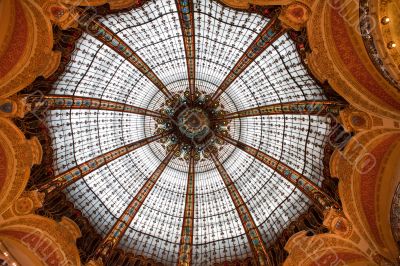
[178,107,210,139]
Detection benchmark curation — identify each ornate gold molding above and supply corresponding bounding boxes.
[283,207,390,265]
[339,106,373,133]
[39,0,147,15]
[86,259,103,266]
[0,97,28,118]
[6,190,45,218]
[306,0,400,121]
[339,105,400,133]
[279,2,310,31]
[219,0,295,10]
[368,0,400,83]
[41,0,80,29]
[323,208,353,239]
[283,231,373,266]
[0,0,60,98]
[0,118,42,215]
[218,0,313,31]
[0,215,81,265]
[331,129,400,263]
[284,127,400,265]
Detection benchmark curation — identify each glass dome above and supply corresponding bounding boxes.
[41,0,339,265]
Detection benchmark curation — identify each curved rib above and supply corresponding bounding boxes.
[177,154,196,266]
[40,95,168,119]
[217,134,339,211]
[37,131,171,194]
[212,101,344,121]
[176,0,196,102]
[210,152,272,266]
[83,19,174,100]
[208,17,286,106]
[94,144,179,260]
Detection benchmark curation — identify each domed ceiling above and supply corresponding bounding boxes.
[38,0,342,265]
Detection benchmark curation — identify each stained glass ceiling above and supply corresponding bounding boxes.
[40,0,340,265]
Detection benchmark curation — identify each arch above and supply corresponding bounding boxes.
[307,0,400,120]
[0,215,81,265]
[331,129,400,262]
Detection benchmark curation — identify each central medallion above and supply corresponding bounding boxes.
[155,90,232,161]
[178,108,210,140]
